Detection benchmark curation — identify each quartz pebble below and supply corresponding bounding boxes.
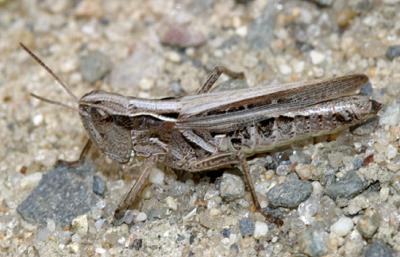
[71,214,88,235]
[149,168,165,185]
[219,173,245,201]
[330,217,353,237]
[253,221,269,239]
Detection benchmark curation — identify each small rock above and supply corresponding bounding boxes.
[19,172,43,189]
[276,163,291,176]
[221,228,231,238]
[386,144,398,160]
[134,212,147,222]
[279,64,292,75]
[130,238,143,250]
[17,164,101,226]
[246,3,277,50]
[75,0,104,18]
[310,50,326,65]
[267,177,313,208]
[299,227,328,257]
[219,173,245,201]
[92,175,106,196]
[67,242,80,254]
[330,217,353,237]
[239,218,255,237]
[364,241,394,257]
[253,221,269,239]
[336,8,357,29]
[325,171,368,200]
[79,50,111,83]
[159,23,206,48]
[356,211,380,238]
[71,214,88,235]
[386,45,400,60]
[165,196,178,211]
[149,168,165,185]
[120,210,135,225]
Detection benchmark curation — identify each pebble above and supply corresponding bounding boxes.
[299,227,328,257]
[159,23,206,48]
[17,164,101,226]
[134,212,147,223]
[92,175,106,196]
[71,214,88,235]
[239,218,255,237]
[149,168,165,185]
[165,196,178,211]
[356,211,380,238]
[267,176,313,208]
[325,171,368,200]
[219,173,245,201]
[253,221,269,239]
[74,0,104,18]
[19,172,42,189]
[330,217,353,237]
[279,64,292,75]
[385,45,400,60]
[309,50,326,65]
[246,4,276,50]
[364,241,394,257]
[79,50,111,83]
[386,144,398,160]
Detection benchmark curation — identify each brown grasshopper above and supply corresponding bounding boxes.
[20,43,381,226]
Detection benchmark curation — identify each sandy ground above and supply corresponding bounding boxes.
[1,0,400,256]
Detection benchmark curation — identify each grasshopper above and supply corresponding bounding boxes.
[20,43,381,225]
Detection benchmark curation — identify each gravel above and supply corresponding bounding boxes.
[2,0,400,256]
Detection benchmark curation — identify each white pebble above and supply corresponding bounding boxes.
[20,172,42,189]
[254,221,269,239]
[165,51,181,63]
[149,168,165,185]
[32,114,43,126]
[71,215,88,235]
[310,50,326,65]
[165,196,178,211]
[386,144,398,159]
[330,217,353,237]
[279,64,292,75]
[139,78,155,91]
[134,212,147,222]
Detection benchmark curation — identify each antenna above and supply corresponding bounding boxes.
[19,42,79,103]
[30,93,77,111]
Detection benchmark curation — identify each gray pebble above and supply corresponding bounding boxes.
[325,171,368,200]
[79,50,112,83]
[220,172,245,201]
[357,211,380,238]
[92,175,106,196]
[17,164,101,226]
[267,177,313,208]
[386,45,400,61]
[365,241,393,257]
[246,3,277,50]
[239,218,255,237]
[299,227,328,257]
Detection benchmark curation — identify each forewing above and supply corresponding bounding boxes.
[179,74,368,118]
[177,74,369,131]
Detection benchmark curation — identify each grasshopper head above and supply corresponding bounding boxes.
[79,90,133,163]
